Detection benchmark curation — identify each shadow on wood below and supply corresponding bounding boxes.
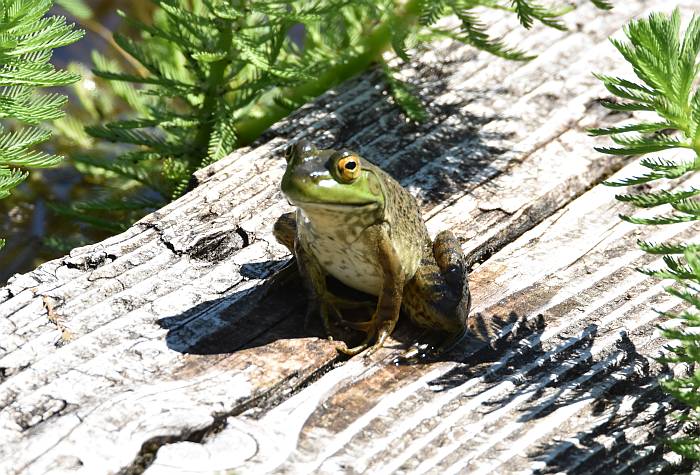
[525,334,693,473]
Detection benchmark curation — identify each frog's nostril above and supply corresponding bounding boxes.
[283,144,294,162]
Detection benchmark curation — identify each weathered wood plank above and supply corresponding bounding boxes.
[149,156,697,475]
[0,1,690,474]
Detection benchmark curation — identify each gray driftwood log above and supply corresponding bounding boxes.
[1,2,697,474]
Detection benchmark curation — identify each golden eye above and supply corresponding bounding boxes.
[337,155,361,181]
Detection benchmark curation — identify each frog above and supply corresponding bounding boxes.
[273,140,471,355]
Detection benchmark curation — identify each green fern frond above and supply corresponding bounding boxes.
[417,0,448,26]
[383,64,428,123]
[602,173,664,187]
[0,89,68,123]
[595,10,700,458]
[615,189,700,208]
[596,135,688,155]
[620,213,697,225]
[639,156,700,178]
[453,9,534,61]
[48,202,129,232]
[0,167,27,199]
[588,122,672,136]
[0,0,83,249]
[512,0,568,31]
[55,0,92,19]
[672,198,700,215]
[206,109,238,165]
[597,99,654,112]
[637,240,690,255]
[590,0,613,10]
[667,282,700,306]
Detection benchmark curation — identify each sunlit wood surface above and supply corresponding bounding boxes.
[1,2,697,474]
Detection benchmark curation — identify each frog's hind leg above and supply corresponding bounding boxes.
[433,230,470,313]
[404,230,471,343]
[273,212,297,252]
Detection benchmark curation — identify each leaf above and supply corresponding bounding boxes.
[417,0,448,27]
[391,19,411,62]
[383,64,427,123]
[0,127,52,150]
[590,0,613,10]
[0,167,28,197]
[615,189,700,208]
[48,202,129,232]
[598,99,654,112]
[588,121,672,136]
[620,213,698,225]
[595,135,688,155]
[672,199,700,215]
[639,156,699,178]
[205,118,238,164]
[191,51,227,63]
[637,240,689,255]
[55,0,93,19]
[512,0,568,31]
[452,10,533,61]
[602,173,664,187]
[92,69,197,94]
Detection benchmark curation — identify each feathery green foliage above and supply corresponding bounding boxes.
[0,0,83,248]
[592,9,700,458]
[87,0,614,204]
[44,0,613,240]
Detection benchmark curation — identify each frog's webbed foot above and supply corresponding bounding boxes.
[333,323,387,356]
[334,337,371,356]
[336,314,399,357]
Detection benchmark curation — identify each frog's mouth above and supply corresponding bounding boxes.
[292,200,379,211]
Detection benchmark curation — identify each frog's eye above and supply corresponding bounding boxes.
[337,154,361,182]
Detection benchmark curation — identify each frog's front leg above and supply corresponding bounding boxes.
[336,224,405,356]
[293,238,336,335]
[273,212,375,315]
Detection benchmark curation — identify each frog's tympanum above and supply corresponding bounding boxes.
[273,140,471,355]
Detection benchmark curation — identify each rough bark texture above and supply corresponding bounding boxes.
[1,2,697,474]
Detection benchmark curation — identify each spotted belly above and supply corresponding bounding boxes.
[308,236,383,296]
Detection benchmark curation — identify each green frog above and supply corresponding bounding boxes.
[273,140,470,355]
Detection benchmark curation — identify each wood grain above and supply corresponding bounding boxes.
[1,2,694,474]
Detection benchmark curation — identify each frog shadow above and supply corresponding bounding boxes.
[156,261,422,355]
[156,259,315,355]
[156,259,540,363]
[156,260,444,356]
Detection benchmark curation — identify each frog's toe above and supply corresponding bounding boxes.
[363,324,394,357]
[334,339,370,356]
[333,320,381,356]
